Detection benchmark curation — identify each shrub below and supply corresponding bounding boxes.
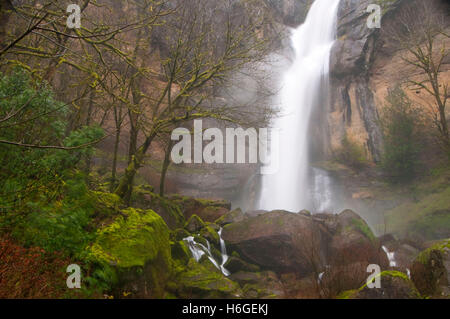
[380,86,423,183]
[335,134,368,169]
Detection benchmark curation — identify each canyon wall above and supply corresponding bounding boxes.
[325,0,450,162]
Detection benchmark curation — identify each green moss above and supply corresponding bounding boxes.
[170,259,241,298]
[200,225,220,246]
[351,218,377,243]
[170,240,191,264]
[131,188,185,230]
[170,228,191,241]
[89,208,171,268]
[416,239,450,265]
[185,214,206,232]
[340,270,421,299]
[336,290,358,299]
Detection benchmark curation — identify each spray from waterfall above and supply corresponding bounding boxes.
[258,0,341,213]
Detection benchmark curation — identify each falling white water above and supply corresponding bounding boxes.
[183,234,230,277]
[218,228,231,276]
[258,0,340,212]
[382,246,398,268]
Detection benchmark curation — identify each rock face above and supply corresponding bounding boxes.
[263,0,312,27]
[325,0,403,162]
[323,0,450,162]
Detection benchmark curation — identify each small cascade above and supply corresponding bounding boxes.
[183,232,230,277]
[218,228,230,277]
[382,246,398,268]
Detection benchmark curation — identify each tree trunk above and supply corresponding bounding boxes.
[159,139,173,197]
[115,132,156,203]
[84,90,95,176]
[110,128,121,192]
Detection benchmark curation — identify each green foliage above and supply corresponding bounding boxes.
[0,68,104,257]
[335,134,368,169]
[380,86,423,183]
[6,171,95,255]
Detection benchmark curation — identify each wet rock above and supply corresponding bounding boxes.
[411,240,449,297]
[170,195,231,222]
[170,259,242,299]
[131,186,185,229]
[185,214,206,233]
[222,210,331,274]
[224,256,260,273]
[229,271,284,299]
[215,208,246,226]
[340,271,421,299]
[328,210,388,267]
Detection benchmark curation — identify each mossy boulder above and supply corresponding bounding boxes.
[338,271,422,299]
[411,239,449,297]
[222,210,331,274]
[215,208,246,226]
[329,210,388,268]
[170,259,241,299]
[170,228,191,242]
[171,240,191,264]
[199,225,220,247]
[89,191,123,225]
[131,186,185,230]
[185,214,206,233]
[229,271,284,299]
[89,208,172,298]
[169,195,231,222]
[224,256,260,273]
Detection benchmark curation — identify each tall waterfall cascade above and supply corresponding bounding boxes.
[258,0,341,213]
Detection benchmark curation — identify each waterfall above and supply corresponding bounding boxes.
[258,0,340,212]
[382,246,398,268]
[183,231,230,277]
[218,228,230,276]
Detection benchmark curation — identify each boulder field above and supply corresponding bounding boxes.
[88,189,449,299]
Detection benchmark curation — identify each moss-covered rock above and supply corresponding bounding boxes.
[169,195,231,222]
[411,239,449,297]
[215,208,245,226]
[185,214,206,233]
[170,228,191,242]
[171,240,191,265]
[229,271,284,299]
[224,256,260,273]
[89,208,172,298]
[169,259,242,299]
[338,271,422,299]
[131,186,185,230]
[330,210,388,268]
[200,225,220,246]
